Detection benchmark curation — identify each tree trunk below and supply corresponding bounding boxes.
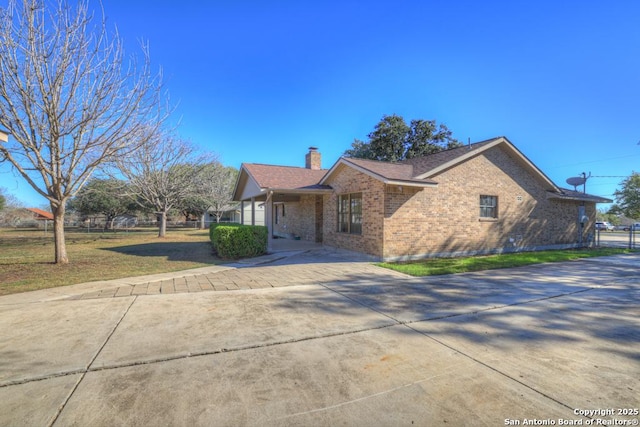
[105,215,114,230]
[51,203,69,264]
[200,212,206,230]
[158,211,167,237]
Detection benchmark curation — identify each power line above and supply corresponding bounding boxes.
[545,153,640,170]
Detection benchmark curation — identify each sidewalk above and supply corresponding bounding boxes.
[0,245,382,304]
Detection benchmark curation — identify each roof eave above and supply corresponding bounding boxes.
[321,157,397,184]
[414,136,561,192]
[236,186,334,201]
[319,158,350,185]
[231,164,252,201]
[268,187,333,195]
[413,137,505,180]
[546,191,613,203]
[321,157,436,187]
[383,179,437,188]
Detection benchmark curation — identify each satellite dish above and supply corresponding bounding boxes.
[566,176,586,187]
[566,176,587,191]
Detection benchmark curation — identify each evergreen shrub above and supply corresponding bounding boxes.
[210,223,267,259]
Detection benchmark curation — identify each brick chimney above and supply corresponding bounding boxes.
[305,146,321,170]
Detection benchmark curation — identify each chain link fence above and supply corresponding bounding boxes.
[594,228,638,249]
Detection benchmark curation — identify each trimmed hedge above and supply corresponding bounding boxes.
[210,223,268,259]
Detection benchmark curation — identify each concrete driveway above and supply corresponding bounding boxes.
[0,250,638,426]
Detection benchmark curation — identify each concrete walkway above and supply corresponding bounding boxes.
[0,250,638,426]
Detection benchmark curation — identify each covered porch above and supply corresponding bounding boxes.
[232,148,333,247]
[232,159,333,247]
[236,189,330,246]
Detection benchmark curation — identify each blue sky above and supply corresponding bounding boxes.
[2,0,640,208]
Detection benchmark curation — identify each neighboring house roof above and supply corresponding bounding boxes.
[26,208,54,220]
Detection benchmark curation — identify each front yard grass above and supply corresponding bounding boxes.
[0,227,221,296]
[378,248,636,276]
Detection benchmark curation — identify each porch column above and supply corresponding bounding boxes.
[265,191,274,248]
[251,197,256,225]
[240,201,244,224]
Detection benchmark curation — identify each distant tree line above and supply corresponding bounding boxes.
[607,172,640,221]
[68,157,238,235]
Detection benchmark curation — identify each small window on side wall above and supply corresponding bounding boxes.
[479,195,498,218]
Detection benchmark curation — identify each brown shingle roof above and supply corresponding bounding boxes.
[243,163,329,190]
[549,188,613,203]
[321,157,436,187]
[236,137,611,204]
[401,137,501,176]
[339,157,437,186]
[342,157,415,181]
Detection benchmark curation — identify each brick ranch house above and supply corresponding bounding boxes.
[232,137,611,261]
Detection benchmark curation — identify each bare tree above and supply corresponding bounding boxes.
[0,0,166,263]
[183,163,238,229]
[206,164,238,225]
[0,186,26,227]
[117,132,214,237]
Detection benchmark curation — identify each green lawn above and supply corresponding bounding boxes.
[0,227,221,295]
[2,228,635,295]
[377,248,635,276]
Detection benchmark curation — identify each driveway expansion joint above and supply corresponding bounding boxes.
[47,296,138,427]
[0,282,621,391]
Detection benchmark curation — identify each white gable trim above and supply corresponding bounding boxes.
[232,164,266,201]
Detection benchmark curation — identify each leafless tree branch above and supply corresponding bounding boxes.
[115,129,215,237]
[0,0,169,263]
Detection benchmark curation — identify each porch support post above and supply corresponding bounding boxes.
[251,197,256,226]
[265,191,274,249]
[240,201,244,224]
